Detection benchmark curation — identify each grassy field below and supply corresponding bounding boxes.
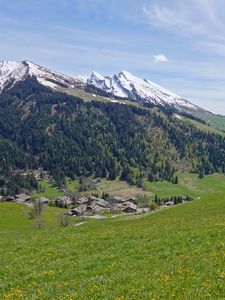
[0,203,70,232]
[31,177,152,201]
[67,179,79,191]
[0,194,225,299]
[97,178,153,198]
[97,173,225,200]
[144,172,225,199]
[182,108,225,132]
[32,179,79,200]
[197,111,225,132]
[32,180,64,200]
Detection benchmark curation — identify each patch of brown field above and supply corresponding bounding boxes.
[97,179,153,199]
[108,188,153,199]
[181,176,196,189]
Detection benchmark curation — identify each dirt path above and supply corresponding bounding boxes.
[74,221,86,227]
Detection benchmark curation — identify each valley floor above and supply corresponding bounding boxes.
[0,193,225,299]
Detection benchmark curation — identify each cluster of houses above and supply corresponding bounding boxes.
[57,195,149,217]
[5,193,31,203]
[1,190,190,218]
[0,192,149,216]
[0,193,49,205]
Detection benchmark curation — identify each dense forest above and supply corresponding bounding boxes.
[0,77,225,194]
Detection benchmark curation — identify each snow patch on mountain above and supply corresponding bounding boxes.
[0,61,27,91]
[0,60,82,92]
[85,70,198,110]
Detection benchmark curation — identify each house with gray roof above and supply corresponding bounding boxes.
[56,196,73,208]
[15,193,31,203]
[122,201,137,213]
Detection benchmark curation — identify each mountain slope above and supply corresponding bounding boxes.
[0,60,82,91]
[187,108,225,132]
[0,77,225,195]
[84,71,225,131]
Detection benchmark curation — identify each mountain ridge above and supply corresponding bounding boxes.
[0,60,83,91]
[0,60,199,111]
[84,70,199,111]
[0,60,225,132]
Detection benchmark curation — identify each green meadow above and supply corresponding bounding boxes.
[0,193,225,299]
[32,180,63,200]
[144,172,225,199]
[197,111,225,132]
[186,118,225,137]
[32,179,79,200]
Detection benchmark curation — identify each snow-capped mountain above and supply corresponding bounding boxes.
[0,60,82,92]
[85,70,198,110]
[0,60,198,111]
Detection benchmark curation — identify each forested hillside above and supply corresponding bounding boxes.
[0,77,225,194]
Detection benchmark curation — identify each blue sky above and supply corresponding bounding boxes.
[0,0,225,114]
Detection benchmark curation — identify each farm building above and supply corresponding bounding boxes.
[56,196,73,208]
[111,195,125,203]
[15,194,31,203]
[69,205,87,217]
[122,201,137,213]
[77,197,89,205]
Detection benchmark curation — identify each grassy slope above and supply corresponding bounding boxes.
[0,195,225,299]
[32,180,64,200]
[197,111,225,132]
[174,113,225,137]
[144,173,225,199]
[97,178,153,198]
[184,118,225,137]
[67,179,79,191]
[183,108,225,132]
[178,108,225,131]
[32,179,79,200]
[97,173,225,200]
[0,203,68,233]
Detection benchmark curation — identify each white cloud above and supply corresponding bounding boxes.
[153,53,168,63]
[143,0,225,67]
[143,0,225,41]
